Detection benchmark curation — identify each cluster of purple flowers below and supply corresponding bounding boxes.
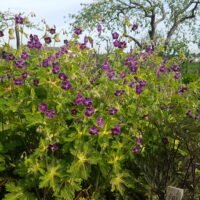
[89,118,104,135]
[186,110,200,119]
[135,80,147,94]
[15,59,26,69]
[112,32,127,49]
[171,64,181,79]
[74,92,95,117]
[51,62,71,91]
[129,78,147,95]
[27,34,42,49]
[108,107,118,115]
[124,56,138,73]
[177,87,188,94]
[14,78,23,86]
[89,117,105,135]
[119,71,126,79]
[113,40,127,49]
[101,61,116,80]
[111,124,121,135]
[114,90,125,96]
[74,27,83,35]
[38,102,56,119]
[157,64,181,80]
[15,15,24,24]
[6,53,15,61]
[132,137,143,154]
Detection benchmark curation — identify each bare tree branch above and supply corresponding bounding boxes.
[122,22,142,48]
[165,1,200,46]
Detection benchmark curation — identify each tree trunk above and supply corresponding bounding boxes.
[15,24,20,50]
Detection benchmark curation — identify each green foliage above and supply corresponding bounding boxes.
[0,29,200,200]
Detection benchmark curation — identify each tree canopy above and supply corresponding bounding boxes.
[71,0,200,49]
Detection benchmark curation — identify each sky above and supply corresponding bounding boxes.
[0,0,199,53]
[1,0,93,28]
[0,0,94,48]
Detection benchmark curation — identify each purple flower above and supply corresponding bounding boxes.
[6,54,15,61]
[58,73,67,81]
[21,72,28,79]
[124,56,135,66]
[52,62,60,74]
[48,143,59,152]
[64,39,69,46]
[177,87,188,94]
[33,79,39,86]
[112,32,119,40]
[27,34,42,49]
[159,66,167,73]
[74,27,82,35]
[34,42,42,49]
[44,37,52,44]
[14,78,23,85]
[15,59,26,69]
[80,43,87,50]
[139,80,147,87]
[52,66,60,74]
[171,65,180,72]
[132,146,141,154]
[15,15,23,24]
[21,51,29,60]
[114,90,125,96]
[84,106,95,117]
[74,92,84,105]
[136,85,144,95]
[195,114,200,119]
[107,70,115,79]
[38,103,48,113]
[136,138,143,145]
[174,72,181,79]
[129,81,135,88]
[61,80,72,90]
[129,64,138,73]
[145,47,153,54]
[132,23,138,31]
[83,97,93,107]
[49,28,56,34]
[108,107,118,115]
[45,109,56,119]
[119,71,126,78]
[101,61,110,71]
[42,59,50,67]
[113,40,120,47]
[186,110,193,118]
[0,31,4,37]
[96,117,104,127]
[97,24,102,33]
[89,126,99,135]
[118,41,127,49]
[111,125,121,135]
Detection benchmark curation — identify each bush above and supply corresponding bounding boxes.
[0,28,200,200]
